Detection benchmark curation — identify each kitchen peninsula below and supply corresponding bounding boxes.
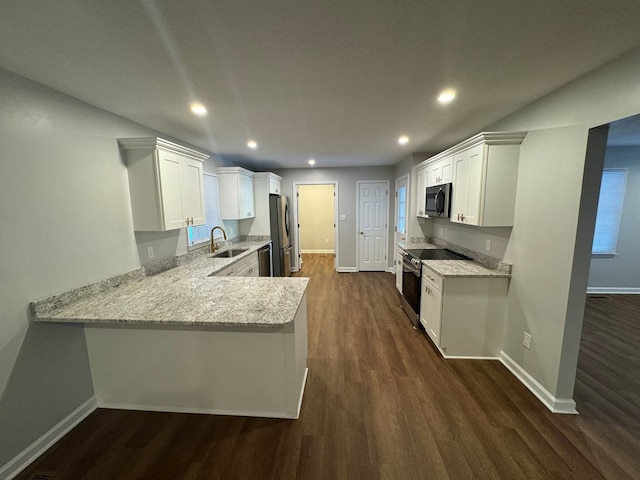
[31,242,309,419]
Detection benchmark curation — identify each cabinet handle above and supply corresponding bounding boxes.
[460,214,465,222]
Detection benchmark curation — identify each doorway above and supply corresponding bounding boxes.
[356,180,389,271]
[292,182,338,272]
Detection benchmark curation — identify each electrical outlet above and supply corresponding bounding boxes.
[439,227,443,236]
[485,239,491,251]
[523,332,532,349]
[147,246,154,259]
[324,238,329,244]
[340,214,346,221]
[230,227,234,236]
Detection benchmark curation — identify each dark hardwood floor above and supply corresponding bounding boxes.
[15,255,640,479]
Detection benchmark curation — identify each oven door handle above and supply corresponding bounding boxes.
[403,260,421,276]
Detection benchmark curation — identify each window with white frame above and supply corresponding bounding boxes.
[397,184,407,234]
[592,168,627,255]
[187,173,225,247]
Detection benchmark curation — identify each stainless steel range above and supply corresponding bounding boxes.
[400,248,470,328]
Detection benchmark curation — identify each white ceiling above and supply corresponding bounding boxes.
[2,1,640,169]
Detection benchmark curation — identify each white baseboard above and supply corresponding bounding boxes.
[587,287,640,294]
[95,402,299,419]
[1,396,97,480]
[499,351,577,414]
[443,354,501,360]
[385,267,395,273]
[300,249,335,254]
[337,267,358,273]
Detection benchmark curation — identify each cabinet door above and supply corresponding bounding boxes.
[158,151,190,230]
[451,145,482,225]
[440,156,453,184]
[395,251,403,293]
[268,177,281,194]
[421,281,443,346]
[416,165,427,217]
[180,157,205,226]
[238,174,255,218]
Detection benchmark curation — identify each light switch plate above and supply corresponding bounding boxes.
[485,239,491,251]
[523,332,532,349]
[147,246,154,258]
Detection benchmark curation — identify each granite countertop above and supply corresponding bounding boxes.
[396,240,511,278]
[396,240,440,250]
[422,260,511,278]
[31,241,309,328]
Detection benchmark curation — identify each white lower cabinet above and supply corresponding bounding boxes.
[395,250,404,293]
[214,252,259,277]
[420,265,509,358]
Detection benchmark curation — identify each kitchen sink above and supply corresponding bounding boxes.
[210,248,248,259]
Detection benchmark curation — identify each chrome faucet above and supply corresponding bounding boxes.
[210,225,227,253]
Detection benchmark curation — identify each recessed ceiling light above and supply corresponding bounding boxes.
[437,89,456,105]
[190,103,207,116]
[398,135,409,145]
[247,140,257,149]
[308,159,316,166]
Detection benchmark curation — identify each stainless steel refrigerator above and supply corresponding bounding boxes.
[269,194,292,277]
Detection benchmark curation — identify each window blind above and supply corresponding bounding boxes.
[592,168,627,255]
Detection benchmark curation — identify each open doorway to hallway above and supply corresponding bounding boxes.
[572,113,640,475]
[293,183,338,272]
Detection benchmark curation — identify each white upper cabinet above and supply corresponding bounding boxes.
[426,156,453,187]
[268,175,281,195]
[119,137,208,231]
[247,172,282,236]
[416,163,428,217]
[218,167,255,219]
[450,133,525,227]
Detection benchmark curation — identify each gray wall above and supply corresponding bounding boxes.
[273,167,395,271]
[483,46,640,401]
[587,146,640,291]
[0,68,220,469]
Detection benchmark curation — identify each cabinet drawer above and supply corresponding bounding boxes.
[216,264,235,277]
[422,266,443,292]
[237,261,259,277]
[232,252,258,272]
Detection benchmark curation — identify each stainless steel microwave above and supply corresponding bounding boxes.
[425,183,451,217]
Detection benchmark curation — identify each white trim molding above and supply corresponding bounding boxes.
[337,267,358,273]
[1,396,97,480]
[499,351,578,415]
[292,181,339,273]
[587,287,640,294]
[301,249,335,254]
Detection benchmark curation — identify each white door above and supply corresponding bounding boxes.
[358,181,388,271]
